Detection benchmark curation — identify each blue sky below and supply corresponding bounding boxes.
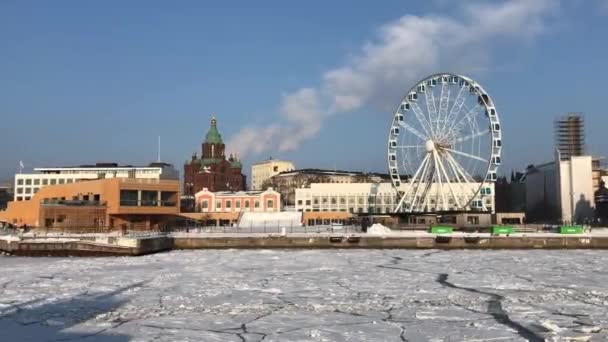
[1,0,607,182]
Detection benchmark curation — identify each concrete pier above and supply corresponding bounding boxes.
[2,232,608,256]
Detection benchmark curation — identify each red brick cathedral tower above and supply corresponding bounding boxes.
[183,117,246,204]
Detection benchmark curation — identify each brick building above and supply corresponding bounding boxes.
[183,117,246,211]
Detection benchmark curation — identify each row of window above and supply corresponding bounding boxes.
[200,199,274,210]
[297,197,397,206]
[16,187,40,194]
[16,178,76,186]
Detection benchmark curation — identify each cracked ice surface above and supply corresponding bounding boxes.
[1,250,608,341]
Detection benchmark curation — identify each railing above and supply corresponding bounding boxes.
[41,200,107,206]
[119,200,177,207]
[169,224,361,235]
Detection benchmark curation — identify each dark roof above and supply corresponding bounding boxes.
[275,168,391,178]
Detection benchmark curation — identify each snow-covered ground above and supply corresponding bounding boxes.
[1,250,607,341]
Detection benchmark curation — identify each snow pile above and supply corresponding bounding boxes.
[367,223,392,235]
[0,235,20,242]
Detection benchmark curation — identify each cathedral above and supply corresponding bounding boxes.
[183,117,246,199]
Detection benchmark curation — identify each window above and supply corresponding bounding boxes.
[313,198,319,205]
[17,179,23,185]
[141,191,157,206]
[245,200,250,208]
[42,179,48,185]
[119,190,137,206]
[254,200,260,208]
[33,188,39,193]
[305,200,311,206]
[236,201,240,209]
[267,200,274,208]
[226,200,232,209]
[331,197,337,205]
[34,179,40,185]
[297,200,303,205]
[58,179,65,184]
[216,201,222,209]
[25,196,31,201]
[485,187,492,194]
[17,188,23,194]
[16,197,22,201]
[202,200,209,209]
[50,179,57,185]
[25,179,32,185]
[273,166,279,172]
[67,179,73,184]
[467,216,480,225]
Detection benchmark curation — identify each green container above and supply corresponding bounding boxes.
[560,226,584,234]
[492,226,513,235]
[431,226,453,234]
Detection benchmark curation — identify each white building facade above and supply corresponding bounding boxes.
[251,159,295,190]
[525,153,597,224]
[14,163,179,202]
[295,182,494,214]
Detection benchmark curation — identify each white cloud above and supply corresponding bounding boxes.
[228,0,558,158]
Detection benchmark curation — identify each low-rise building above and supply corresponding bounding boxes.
[295,182,494,214]
[14,162,179,202]
[0,178,180,230]
[251,158,295,190]
[194,188,281,213]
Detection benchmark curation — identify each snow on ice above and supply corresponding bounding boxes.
[1,250,607,341]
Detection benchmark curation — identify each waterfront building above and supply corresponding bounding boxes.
[251,158,295,190]
[14,162,179,202]
[266,168,391,207]
[194,187,281,213]
[183,117,246,206]
[525,152,598,224]
[295,182,495,214]
[0,178,180,230]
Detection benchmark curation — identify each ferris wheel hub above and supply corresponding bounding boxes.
[425,140,435,152]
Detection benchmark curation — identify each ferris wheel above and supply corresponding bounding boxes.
[387,73,502,213]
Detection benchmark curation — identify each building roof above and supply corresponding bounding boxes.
[252,157,293,166]
[205,116,223,145]
[34,162,175,172]
[274,168,391,179]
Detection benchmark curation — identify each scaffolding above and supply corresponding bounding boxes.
[555,113,585,161]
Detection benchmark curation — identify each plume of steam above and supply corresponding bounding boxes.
[228,0,557,158]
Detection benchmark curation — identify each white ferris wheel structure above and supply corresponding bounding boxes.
[387,73,502,213]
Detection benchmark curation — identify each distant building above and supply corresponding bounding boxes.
[270,169,392,207]
[525,153,596,224]
[183,117,246,210]
[251,158,295,190]
[555,113,584,161]
[295,182,495,214]
[13,162,179,202]
[194,188,281,213]
[0,178,180,230]
[0,184,11,210]
[494,172,526,213]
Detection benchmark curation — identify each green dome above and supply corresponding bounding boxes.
[230,159,242,168]
[205,117,223,145]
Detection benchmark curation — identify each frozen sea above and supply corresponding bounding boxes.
[1,250,607,342]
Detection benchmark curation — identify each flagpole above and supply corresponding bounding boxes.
[157,136,161,162]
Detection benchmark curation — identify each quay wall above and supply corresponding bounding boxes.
[3,235,608,256]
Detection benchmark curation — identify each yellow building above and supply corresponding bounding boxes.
[0,178,180,230]
[251,158,295,190]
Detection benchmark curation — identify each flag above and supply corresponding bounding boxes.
[19,161,24,169]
